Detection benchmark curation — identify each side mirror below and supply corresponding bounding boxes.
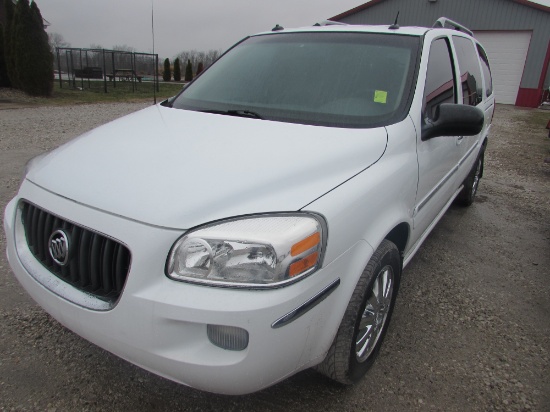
[421,103,484,141]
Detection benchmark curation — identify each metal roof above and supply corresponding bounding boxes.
[330,0,550,21]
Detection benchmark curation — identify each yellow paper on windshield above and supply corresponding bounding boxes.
[374,90,387,104]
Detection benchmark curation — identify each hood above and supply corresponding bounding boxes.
[27,105,387,229]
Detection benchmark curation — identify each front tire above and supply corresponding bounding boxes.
[316,239,401,384]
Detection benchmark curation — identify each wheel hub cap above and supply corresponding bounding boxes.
[355,266,394,362]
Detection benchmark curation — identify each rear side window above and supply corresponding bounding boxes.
[477,43,493,97]
[452,36,483,105]
[423,38,455,121]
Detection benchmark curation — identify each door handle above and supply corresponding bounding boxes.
[456,136,464,145]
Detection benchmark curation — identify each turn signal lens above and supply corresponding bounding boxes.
[291,232,320,256]
[289,251,319,277]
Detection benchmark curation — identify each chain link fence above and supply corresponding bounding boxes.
[55,47,159,93]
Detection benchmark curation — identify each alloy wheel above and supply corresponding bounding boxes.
[355,265,394,362]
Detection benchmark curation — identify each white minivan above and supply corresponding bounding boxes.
[4,18,494,394]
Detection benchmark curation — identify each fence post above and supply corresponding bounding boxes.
[70,51,76,88]
[103,49,107,93]
[112,52,116,89]
[79,49,84,90]
[56,48,62,89]
[65,51,70,88]
[85,51,91,89]
[131,52,136,92]
[156,54,159,92]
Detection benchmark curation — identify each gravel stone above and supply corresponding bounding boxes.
[0,103,549,411]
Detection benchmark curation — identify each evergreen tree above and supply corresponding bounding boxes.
[163,57,171,81]
[196,61,204,76]
[12,0,32,90]
[0,26,10,87]
[29,1,53,95]
[173,57,181,82]
[184,59,193,82]
[3,0,16,87]
[12,0,53,95]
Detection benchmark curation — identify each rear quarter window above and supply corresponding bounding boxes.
[452,36,483,106]
[476,43,493,97]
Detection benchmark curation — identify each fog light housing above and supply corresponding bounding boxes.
[207,324,249,351]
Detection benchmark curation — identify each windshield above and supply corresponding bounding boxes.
[172,32,420,128]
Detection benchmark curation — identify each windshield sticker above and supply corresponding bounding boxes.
[374,90,388,104]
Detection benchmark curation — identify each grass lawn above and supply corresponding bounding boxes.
[0,81,184,107]
[50,81,184,105]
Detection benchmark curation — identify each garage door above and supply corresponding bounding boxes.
[473,31,532,104]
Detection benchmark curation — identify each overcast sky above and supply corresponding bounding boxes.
[38,0,550,59]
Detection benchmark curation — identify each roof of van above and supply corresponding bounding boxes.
[254,24,433,37]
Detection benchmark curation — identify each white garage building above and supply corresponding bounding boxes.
[331,0,550,107]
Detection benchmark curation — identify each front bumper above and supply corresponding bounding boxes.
[4,181,372,395]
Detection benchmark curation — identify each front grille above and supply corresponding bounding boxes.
[20,201,131,302]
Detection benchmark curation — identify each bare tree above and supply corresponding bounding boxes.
[48,32,70,52]
[112,44,137,52]
[174,49,223,75]
[206,49,222,65]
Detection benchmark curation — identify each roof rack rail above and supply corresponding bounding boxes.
[433,17,474,37]
[313,20,348,27]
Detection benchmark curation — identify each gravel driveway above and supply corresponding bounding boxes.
[0,102,549,411]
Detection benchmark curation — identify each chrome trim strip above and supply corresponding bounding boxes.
[414,165,457,215]
[271,278,340,329]
[404,185,463,268]
[458,140,479,167]
[414,141,479,215]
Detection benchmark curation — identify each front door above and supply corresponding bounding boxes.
[413,36,462,239]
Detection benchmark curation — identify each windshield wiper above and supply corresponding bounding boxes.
[199,109,264,120]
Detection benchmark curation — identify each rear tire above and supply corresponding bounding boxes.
[315,239,401,384]
[456,150,484,207]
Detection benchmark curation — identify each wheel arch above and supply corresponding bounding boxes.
[384,222,410,261]
[480,136,488,178]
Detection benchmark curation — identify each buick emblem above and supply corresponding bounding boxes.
[49,230,70,266]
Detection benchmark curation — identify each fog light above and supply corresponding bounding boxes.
[207,325,249,351]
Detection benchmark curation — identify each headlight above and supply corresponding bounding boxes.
[166,214,326,288]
